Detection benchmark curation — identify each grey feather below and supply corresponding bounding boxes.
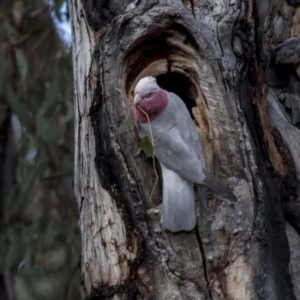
[202,170,237,202]
[160,164,196,232]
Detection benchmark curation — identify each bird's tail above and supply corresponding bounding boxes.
[160,164,196,232]
[202,170,237,202]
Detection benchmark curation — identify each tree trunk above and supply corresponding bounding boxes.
[263,0,300,298]
[68,0,299,299]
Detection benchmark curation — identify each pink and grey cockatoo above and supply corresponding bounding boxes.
[134,76,237,232]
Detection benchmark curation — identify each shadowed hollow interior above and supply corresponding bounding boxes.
[156,71,197,118]
[123,24,202,117]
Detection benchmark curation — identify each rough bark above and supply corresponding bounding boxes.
[263,1,300,299]
[69,0,299,299]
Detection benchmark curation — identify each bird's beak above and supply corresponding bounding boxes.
[134,93,142,105]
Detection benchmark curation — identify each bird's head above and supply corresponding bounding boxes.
[134,76,168,122]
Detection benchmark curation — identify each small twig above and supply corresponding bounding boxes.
[137,106,155,148]
[137,106,158,173]
[137,105,159,199]
[116,88,126,98]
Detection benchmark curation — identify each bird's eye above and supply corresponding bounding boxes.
[145,92,152,98]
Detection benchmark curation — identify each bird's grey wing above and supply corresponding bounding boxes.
[154,127,206,184]
[168,92,205,165]
[154,126,237,202]
[174,110,210,214]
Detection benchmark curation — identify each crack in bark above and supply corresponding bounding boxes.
[79,196,85,212]
[216,17,230,93]
[190,0,195,18]
[232,37,260,232]
[237,112,261,244]
[195,227,213,300]
[216,18,224,58]
[163,254,205,297]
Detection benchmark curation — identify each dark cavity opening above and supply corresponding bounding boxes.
[156,72,197,119]
[124,24,199,97]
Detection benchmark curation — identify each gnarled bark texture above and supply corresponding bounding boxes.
[68,0,300,299]
[263,1,300,299]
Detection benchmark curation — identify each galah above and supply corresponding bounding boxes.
[134,76,237,232]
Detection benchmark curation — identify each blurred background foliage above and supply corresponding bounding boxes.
[0,0,83,299]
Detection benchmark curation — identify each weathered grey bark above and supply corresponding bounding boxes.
[263,1,300,299]
[68,0,299,299]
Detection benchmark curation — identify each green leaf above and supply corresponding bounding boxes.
[6,190,30,221]
[5,84,31,131]
[4,20,18,43]
[44,245,66,271]
[7,227,23,268]
[141,136,153,158]
[44,73,60,111]
[15,49,28,82]
[62,99,73,123]
[116,115,134,134]
[36,113,56,142]
[36,113,57,162]
[15,277,34,300]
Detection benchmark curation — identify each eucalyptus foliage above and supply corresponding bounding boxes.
[0,0,83,298]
